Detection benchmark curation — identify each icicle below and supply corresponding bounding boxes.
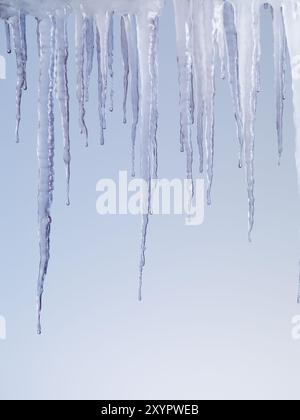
[173,0,193,182]
[108,12,114,112]
[123,14,140,178]
[37,16,56,335]
[282,0,300,302]
[215,0,227,80]
[136,9,160,300]
[56,9,71,206]
[192,0,218,205]
[95,11,110,146]
[5,20,11,53]
[9,12,27,143]
[75,12,88,145]
[231,0,261,241]
[121,16,129,125]
[19,12,27,91]
[224,1,243,168]
[85,16,94,103]
[272,4,286,165]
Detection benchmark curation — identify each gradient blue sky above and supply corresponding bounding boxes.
[0,1,300,400]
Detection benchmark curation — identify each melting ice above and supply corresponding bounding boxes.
[1,0,300,331]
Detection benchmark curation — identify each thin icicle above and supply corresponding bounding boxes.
[96,28,104,145]
[85,16,94,103]
[108,12,114,112]
[9,12,27,143]
[224,1,243,168]
[231,0,261,241]
[173,0,193,182]
[272,4,286,165]
[56,10,71,206]
[123,14,140,178]
[192,0,218,205]
[75,12,88,145]
[95,11,110,146]
[37,16,56,335]
[136,9,160,300]
[5,20,11,53]
[19,12,27,91]
[121,15,129,125]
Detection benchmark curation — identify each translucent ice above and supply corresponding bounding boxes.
[1,0,300,331]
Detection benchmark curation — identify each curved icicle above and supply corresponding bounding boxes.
[36,16,56,334]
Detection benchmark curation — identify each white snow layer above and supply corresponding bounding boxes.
[1,0,300,331]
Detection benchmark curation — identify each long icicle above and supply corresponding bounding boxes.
[173,0,193,183]
[192,0,218,205]
[85,16,94,103]
[272,3,286,165]
[282,1,300,302]
[224,1,244,168]
[108,12,114,113]
[37,16,56,334]
[136,9,160,301]
[56,9,71,206]
[121,15,130,125]
[9,12,27,143]
[19,12,27,91]
[75,12,88,145]
[95,10,110,146]
[232,0,261,242]
[123,14,140,178]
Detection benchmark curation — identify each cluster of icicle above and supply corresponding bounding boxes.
[1,0,300,333]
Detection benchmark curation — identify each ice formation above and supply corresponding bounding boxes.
[1,0,300,332]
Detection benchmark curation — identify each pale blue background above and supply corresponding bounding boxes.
[0,2,300,400]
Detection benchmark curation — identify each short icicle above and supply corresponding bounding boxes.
[5,20,11,53]
[37,16,56,334]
